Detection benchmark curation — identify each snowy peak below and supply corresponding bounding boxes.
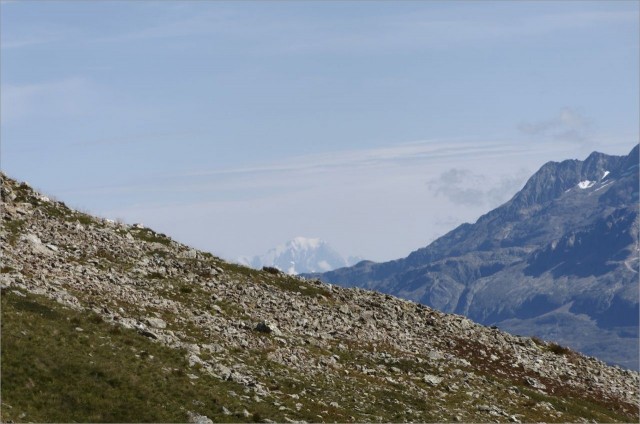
[288,237,322,251]
[239,237,361,275]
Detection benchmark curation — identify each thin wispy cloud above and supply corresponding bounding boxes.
[427,168,530,208]
[36,5,635,56]
[1,34,62,49]
[0,77,98,125]
[3,1,636,262]
[92,139,542,261]
[63,137,559,212]
[518,108,594,144]
[174,139,523,180]
[267,9,637,54]
[0,17,72,50]
[56,133,615,207]
[91,10,236,44]
[56,139,493,194]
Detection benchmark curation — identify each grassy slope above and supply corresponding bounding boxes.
[2,287,635,423]
[1,289,274,423]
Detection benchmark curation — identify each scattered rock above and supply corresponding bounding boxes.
[423,374,443,386]
[255,320,282,336]
[145,317,167,329]
[183,249,198,259]
[525,376,547,391]
[428,350,443,361]
[187,411,213,424]
[139,329,158,339]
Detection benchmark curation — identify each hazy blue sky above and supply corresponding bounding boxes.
[2,1,638,262]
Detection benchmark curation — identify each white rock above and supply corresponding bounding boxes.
[22,233,42,245]
[145,317,167,329]
[255,320,283,336]
[187,411,213,424]
[423,374,443,386]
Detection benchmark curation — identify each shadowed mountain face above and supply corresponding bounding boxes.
[311,145,639,370]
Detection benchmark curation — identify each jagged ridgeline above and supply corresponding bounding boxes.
[312,145,640,371]
[1,173,638,423]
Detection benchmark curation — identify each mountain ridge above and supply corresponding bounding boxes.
[310,145,639,370]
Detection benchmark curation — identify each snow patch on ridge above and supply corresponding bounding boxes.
[290,237,322,250]
[577,180,595,189]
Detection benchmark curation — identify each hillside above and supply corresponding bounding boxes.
[1,172,638,423]
[312,145,639,370]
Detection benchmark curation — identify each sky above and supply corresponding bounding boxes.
[1,1,638,263]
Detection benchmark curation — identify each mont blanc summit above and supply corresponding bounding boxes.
[239,237,360,274]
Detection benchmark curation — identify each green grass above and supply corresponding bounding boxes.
[130,227,172,246]
[12,182,35,204]
[1,284,637,424]
[0,289,284,423]
[5,218,26,246]
[517,386,633,423]
[445,335,638,422]
[1,289,425,423]
[220,262,262,279]
[74,213,95,226]
[36,199,96,226]
[150,248,171,258]
[548,342,572,356]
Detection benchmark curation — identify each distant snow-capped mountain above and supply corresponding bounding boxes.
[239,237,361,274]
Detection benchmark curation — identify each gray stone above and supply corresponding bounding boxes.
[183,249,198,259]
[187,411,213,424]
[255,320,282,336]
[525,376,546,391]
[423,374,443,386]
[21,234,53,255]
[428,350,444,361]
[139,329,158,339]
[145,317,167,329]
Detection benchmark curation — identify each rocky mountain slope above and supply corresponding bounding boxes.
[311,145,640,370]
[238,237,360,274]
[1,173,639,423]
